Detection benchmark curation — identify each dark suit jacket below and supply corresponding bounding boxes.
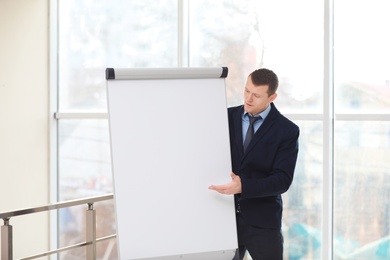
[228,103,299,230]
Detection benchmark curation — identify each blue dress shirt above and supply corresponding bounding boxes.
[242,104,272,143]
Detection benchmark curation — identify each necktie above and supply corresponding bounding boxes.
[243,116,262,152]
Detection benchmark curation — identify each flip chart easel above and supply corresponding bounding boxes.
[106,67,237,259]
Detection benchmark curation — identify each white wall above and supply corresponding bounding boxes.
[0,0,50,258]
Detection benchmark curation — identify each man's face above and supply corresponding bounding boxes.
[243,77,277,115]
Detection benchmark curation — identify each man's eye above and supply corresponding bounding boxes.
[254,94,260,98]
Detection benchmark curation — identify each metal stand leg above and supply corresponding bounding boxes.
[86,203,96,260]
[1,218,13,260]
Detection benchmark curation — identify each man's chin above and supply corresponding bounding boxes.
[244,104,252,113]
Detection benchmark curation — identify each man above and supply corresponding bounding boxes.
[209,68,299,260]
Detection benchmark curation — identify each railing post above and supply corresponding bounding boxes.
[86,203,96,260]
[1,218,13,260]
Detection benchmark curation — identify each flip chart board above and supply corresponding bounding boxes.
[106,67,237,259]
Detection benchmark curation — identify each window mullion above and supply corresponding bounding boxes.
[178,0,189,67]
[323,0,335,259]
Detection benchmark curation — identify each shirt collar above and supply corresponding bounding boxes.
[243,103,272,120]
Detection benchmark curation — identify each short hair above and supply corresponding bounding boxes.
[249,68,279,96]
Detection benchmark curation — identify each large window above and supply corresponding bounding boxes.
[56,0,177,258]
[188,1,324,258]
[333,0,390,259]
[53,0,390,259]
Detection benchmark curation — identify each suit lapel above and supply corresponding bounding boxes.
[233,106,245,156]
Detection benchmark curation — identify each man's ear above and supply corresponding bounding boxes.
[269,93,277,102]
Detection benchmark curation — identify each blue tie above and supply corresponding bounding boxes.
[243,116,262,152]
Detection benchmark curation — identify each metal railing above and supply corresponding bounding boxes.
[0,194,115,260]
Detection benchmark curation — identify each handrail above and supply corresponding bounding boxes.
[20,235,116,260]
[0,193,115,260]
[0,193,113,219]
